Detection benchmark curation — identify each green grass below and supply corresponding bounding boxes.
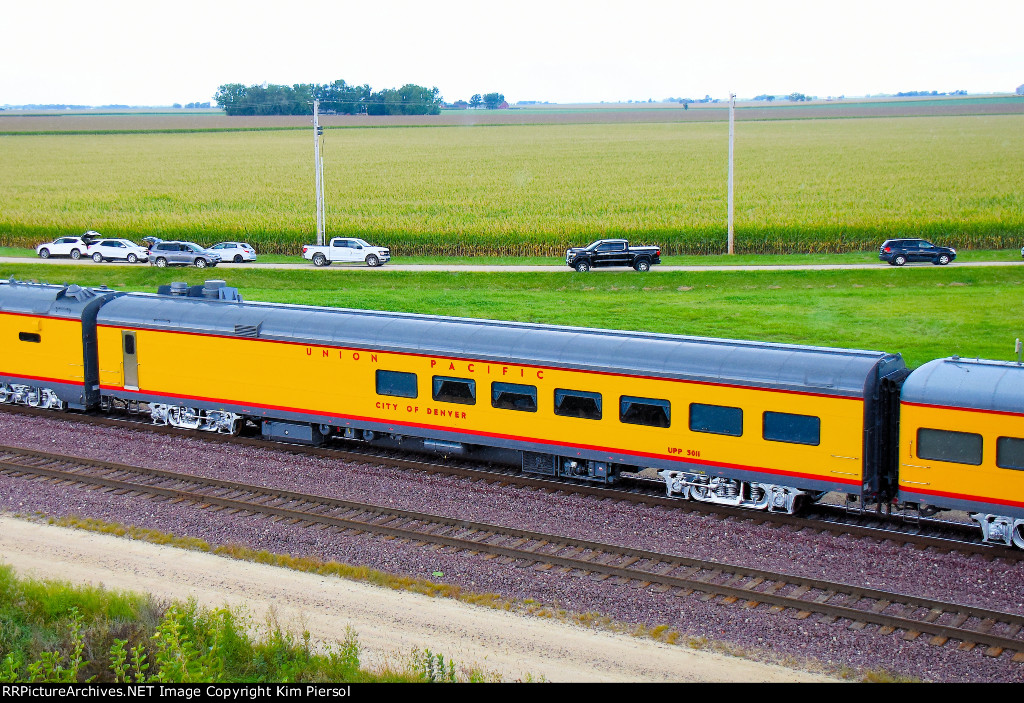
[1,115,1021,255]
[3,262,1020,368]
[0,563,440,683]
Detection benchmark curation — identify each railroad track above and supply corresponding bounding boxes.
[2,444,1023,661]
[0,403,1017,563]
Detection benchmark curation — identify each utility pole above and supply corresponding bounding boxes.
[727,93,735,255]
[313,99,325,246]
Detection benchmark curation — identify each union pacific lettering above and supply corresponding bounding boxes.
[429,359,544,379]
[306,347,379,362]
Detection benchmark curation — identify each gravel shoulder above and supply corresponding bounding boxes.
[0,515,834,683]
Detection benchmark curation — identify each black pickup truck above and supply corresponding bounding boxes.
[565,239,662,272]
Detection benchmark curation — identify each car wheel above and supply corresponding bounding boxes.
[155,257,168,268]
[574,260,590,273]
[233,254,243,263]
[634,258,651,272]
[365,254,380,267]
[936,254,950,265]
[70,249,81,260]
[312,253,327,267]
[893,255,906,266]
[38,248,50,259]
[92,252,103,263]
[195,258,208,269]
[127,253,138,263]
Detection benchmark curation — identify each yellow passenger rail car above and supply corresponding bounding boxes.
[899,357,1024,547]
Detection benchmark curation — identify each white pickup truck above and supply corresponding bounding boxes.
[302,237,391,267]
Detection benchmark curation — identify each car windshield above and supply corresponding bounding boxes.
[352,239,370,248]
[584,241,602,250]
[185,244,202,252]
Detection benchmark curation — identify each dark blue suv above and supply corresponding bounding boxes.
[879,239,956,266]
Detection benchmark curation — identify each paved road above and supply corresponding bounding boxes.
[1,257,1021,272]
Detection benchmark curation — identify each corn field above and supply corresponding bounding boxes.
[1,115,1021,255]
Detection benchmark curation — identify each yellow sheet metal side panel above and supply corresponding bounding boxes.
[98,327,866,483]
[0,313,86,383]
[899,403,1024,508]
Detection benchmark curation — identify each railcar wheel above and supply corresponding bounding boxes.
[574,261,590,273]
[1013,523,1024,550]
[70,249,82,260]
[38,249,50,259]
[893,254,906,266]
[92,252,103,263]
[0,384,10,403]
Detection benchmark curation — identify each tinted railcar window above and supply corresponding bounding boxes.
[763,412,821,446]
[996,437,1024,471]
[492,382,537,412]
[432,376,476,405]
[917,428,982,465]
[689,403,742,436]
[554,389,602,420]
[376,370,418,398]
[18,332,41,343]
[620,396,671,428]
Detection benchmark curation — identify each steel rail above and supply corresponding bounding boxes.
[0,404,1018,562]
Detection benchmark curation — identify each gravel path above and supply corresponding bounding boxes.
[1,411,1022,682]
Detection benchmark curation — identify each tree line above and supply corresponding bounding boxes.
[214,80,444,116]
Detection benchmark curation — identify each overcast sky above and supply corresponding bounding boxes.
[3,0,1022,106]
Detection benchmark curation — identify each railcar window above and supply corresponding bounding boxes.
[620,396,671,428]
[996,437,1024,471]
[689,403,742,436]
[554,389,602,420]
[763,412,821,446]
[123,335,135,355]
[917,428,982,466]
[376,370,418,399]
[18,332,41,343]
[432,376,476,405]
[492,382,537,412]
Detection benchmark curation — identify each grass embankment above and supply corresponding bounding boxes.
[2,262,1020,368]
[2,115,1022,254]
[0,561,487,683]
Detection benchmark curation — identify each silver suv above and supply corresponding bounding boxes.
[149,241,221,268]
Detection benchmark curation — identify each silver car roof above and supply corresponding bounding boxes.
[902,357,1024,414]
[96,293,904,397]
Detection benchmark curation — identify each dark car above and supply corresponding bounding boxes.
[879,239,956,266]
[565,239,661,272]
[148,241,221,268]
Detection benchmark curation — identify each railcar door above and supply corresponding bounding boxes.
[122,331,139,390]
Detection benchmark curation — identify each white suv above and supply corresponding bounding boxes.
[35,232,100,260]
[88,238,150,263]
